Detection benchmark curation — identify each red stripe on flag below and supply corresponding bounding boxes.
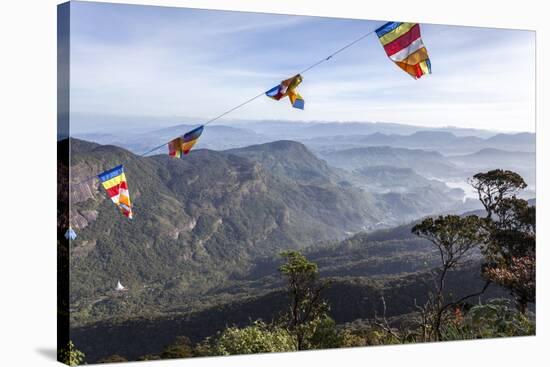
[383,24,421,56]
[106,186,120,198]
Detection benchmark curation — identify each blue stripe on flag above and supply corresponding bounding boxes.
[183,125,204,142]
[375,22,401,38]
[98,165,124,182]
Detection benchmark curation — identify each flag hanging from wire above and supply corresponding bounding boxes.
[168,125,204,157]
[97,165,133,219]
[376,22,431,79]
[266,74,305,109]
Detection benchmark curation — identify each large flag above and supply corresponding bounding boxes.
[376,22,431,79]
[266,74,305,109]
[168,125,204,157]
[98,165,133,219]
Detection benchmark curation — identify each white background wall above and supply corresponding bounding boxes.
[0,0,546,366]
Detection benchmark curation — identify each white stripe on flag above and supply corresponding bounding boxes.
[110,194,120,205]
[389,37,424,62]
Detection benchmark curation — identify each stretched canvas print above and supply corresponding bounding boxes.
[57,1,536,364]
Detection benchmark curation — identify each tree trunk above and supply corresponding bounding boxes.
[516,297,528,314]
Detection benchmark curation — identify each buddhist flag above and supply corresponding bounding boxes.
[98,165,133,219]
[168,125,204,157]
[376,22,431,79]
[266,74,305,109]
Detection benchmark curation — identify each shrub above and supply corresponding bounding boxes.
[58,341,85,366]
[212,321,296,356]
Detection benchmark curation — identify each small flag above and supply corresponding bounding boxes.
[64,227,77,240]
[266,74,305,109]
[98,165,133,219]
[168,125,204,157]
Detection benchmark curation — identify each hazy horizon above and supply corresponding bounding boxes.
[70,112,534,136]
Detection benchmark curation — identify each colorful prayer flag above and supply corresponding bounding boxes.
[376,22,431,79]
[266,74,305,109]
[97,165,133,219]
[168,125,204,157]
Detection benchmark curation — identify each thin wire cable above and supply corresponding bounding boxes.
[203,91,268,127]
[298,29,377,74]
[139,90,268,156]
[137,25,380,157]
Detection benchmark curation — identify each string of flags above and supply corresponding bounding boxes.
[70,20,431,223]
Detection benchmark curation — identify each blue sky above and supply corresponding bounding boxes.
[69,1,535,132]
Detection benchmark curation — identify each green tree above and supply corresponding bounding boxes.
[58,341,85,366]
[278,250,329,350]
[470,170,535,313]
[469,169,527,219]
[412,215,488,340]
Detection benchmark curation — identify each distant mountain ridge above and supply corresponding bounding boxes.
[319,146,460,178]
[72,114,501,138]
[232,120,500,139]
[77,124,273,154]
[228,142,472,225]
[304,130,535,155]
[448,147,536,189]
[74,118,534,157]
